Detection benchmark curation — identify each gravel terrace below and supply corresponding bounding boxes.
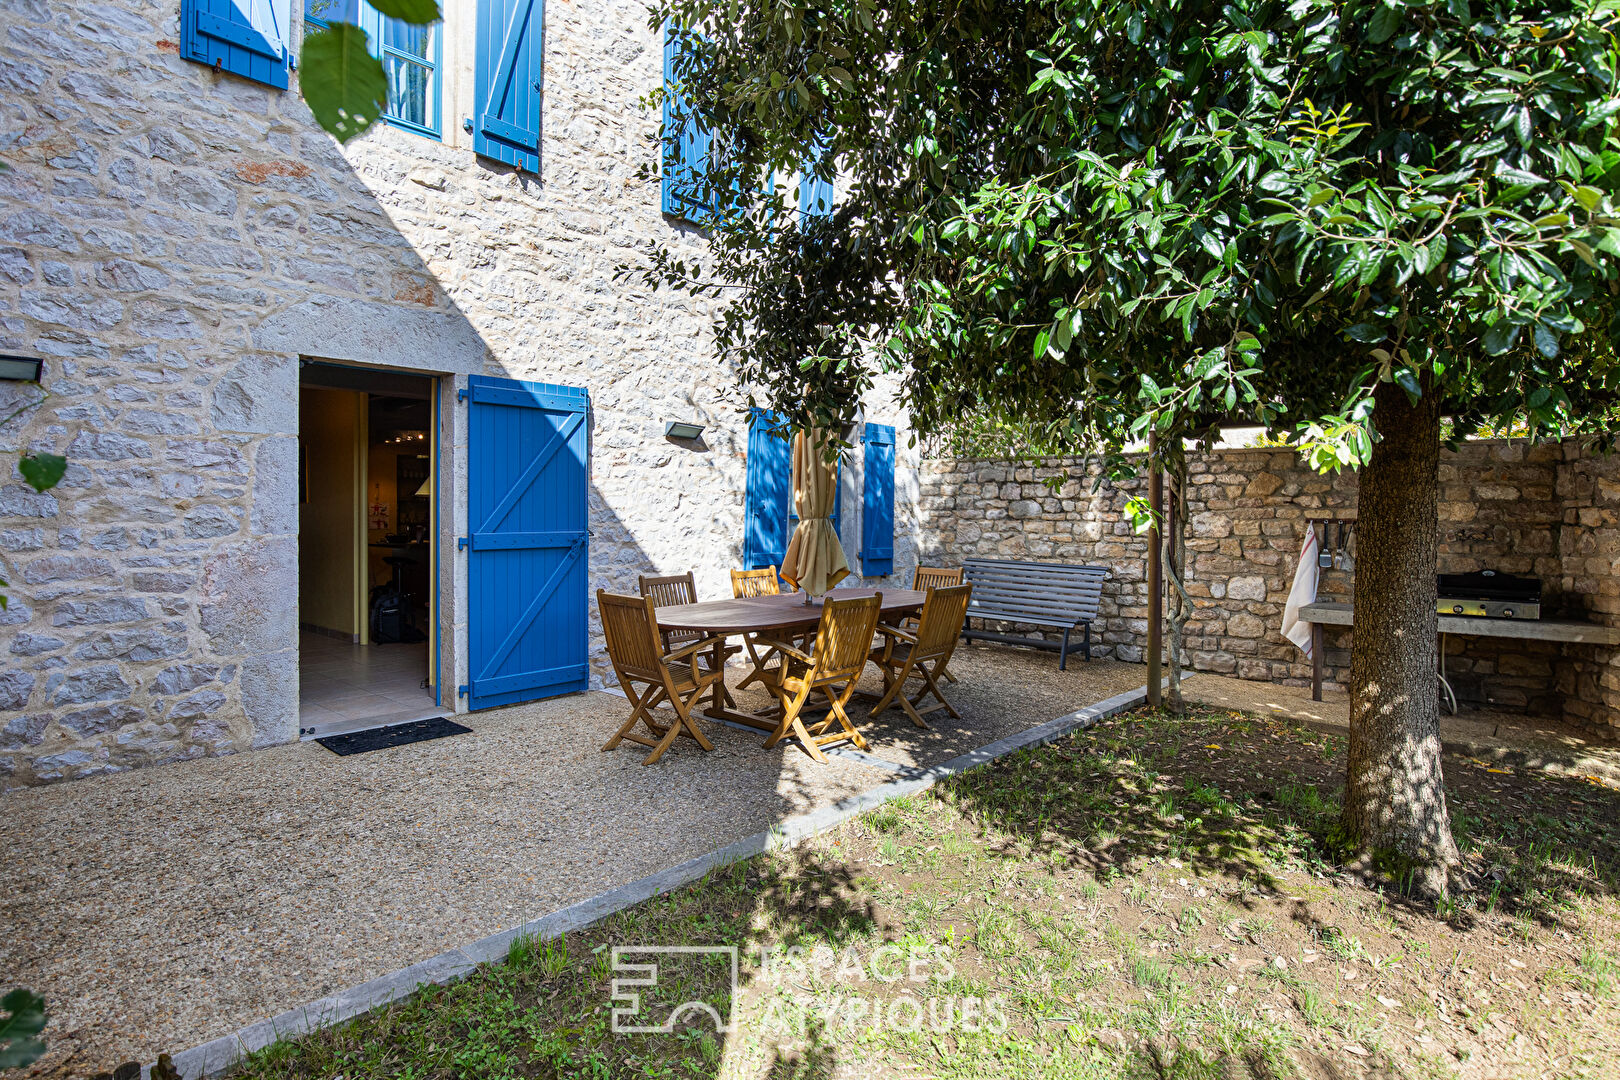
[1182,672,1620,786]
[0,643,1143,1075]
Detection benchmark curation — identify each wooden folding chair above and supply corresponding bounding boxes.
[730,565,785,689]
[639,571,741,709]
[869,583,972,729]
[597,590,722,765]
[755,592,884,762]
[730,566,781,598]
[910,566,964,682]
[913,566,964,591]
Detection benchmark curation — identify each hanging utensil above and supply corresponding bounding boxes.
[1318,520,1334,569]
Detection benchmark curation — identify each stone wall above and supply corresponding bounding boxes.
[918,439,1619,734]
[1558,452,1620,730]
[0,0,922,787]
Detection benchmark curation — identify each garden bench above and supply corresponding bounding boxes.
[960,558,1109,669]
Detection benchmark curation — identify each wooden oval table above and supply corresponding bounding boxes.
[655,588,927,731]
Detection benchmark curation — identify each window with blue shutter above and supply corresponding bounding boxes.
[799,140,834,219]
[662,25,713,223]
[184,0,291,89]
[861,423,895,577]
[304,0,441,137]
[747,411,847,576]
[475,0,544,171]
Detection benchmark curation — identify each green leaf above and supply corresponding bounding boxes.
[1496,166,1547,188]
[1427,233,1449,269]
[1357,249,1383,285]
[1344,323,1384,343]
[17,453,65,494]
[1573,185,1604,211]
[367,0,440,22]
[0,989,47,1069]
[1051,312,1074,352]
[1482,320,1520,355]
[299,24,389,144]
[1532,323,1560,359]
[1366,2,1402,44]
[1394,368,1422,404]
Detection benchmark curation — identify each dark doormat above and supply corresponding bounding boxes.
[316,716,471,757]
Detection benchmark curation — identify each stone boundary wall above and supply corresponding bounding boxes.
[917,439,1619,734]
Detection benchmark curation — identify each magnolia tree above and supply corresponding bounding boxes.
[638,0,1620,895]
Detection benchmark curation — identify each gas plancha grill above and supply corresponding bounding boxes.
[1437,570,1541,621]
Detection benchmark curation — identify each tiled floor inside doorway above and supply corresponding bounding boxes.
[298,631,439,735]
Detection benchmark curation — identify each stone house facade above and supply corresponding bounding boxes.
[917,440,1620,734]
[0,0,925,786]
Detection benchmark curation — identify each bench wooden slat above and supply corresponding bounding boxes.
[967,574,1107,589]
[964,562,1107,578]
[964,558,1109,570]
[969,594,1099,611]
[967,611,1078,628]
[965,571,1107,588]
[965,599,1108,615]
[968,584,1105,602]
[964,568,1108,579]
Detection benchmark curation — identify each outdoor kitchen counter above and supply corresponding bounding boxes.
[1300,601,1620,701]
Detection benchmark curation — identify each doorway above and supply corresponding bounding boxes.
[297,362,439,736]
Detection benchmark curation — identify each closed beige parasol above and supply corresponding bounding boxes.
[780,427,850,597]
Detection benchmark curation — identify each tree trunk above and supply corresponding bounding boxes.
[1341,379,1460,897]
[1163,457,1191,715]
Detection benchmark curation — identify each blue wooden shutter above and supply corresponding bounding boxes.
[861,423,895,576]
[464,375,588,709]
[662,26,712,222]
[183,0,290,89]
[744,409,791,570]
[475,0,543,172]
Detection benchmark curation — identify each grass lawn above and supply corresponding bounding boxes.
[233,705,1620,1080]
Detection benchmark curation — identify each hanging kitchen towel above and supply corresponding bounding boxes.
[1281,526,1320,658]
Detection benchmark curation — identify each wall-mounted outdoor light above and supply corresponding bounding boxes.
[665,420,706,440]
[0,355,43,382]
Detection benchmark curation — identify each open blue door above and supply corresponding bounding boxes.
[464,375,589,709]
